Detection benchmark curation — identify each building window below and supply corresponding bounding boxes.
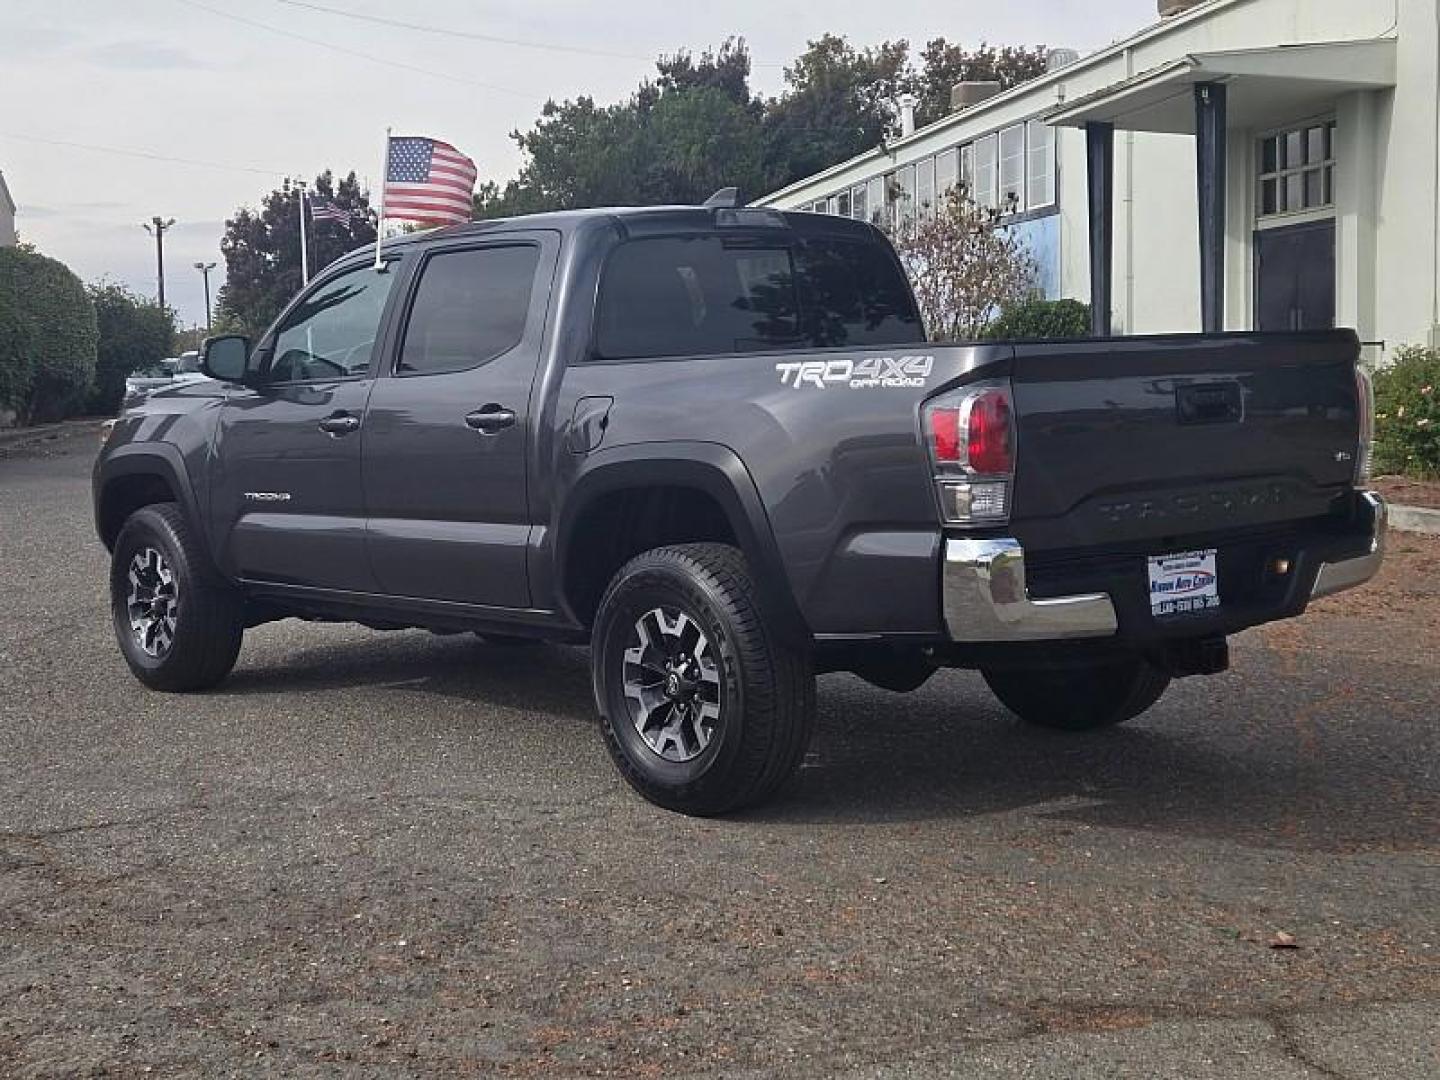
[973,134,998,210]
[851,183,868,222]
[836,190,852,218]
[959,144,975,200]
[866,176,885,226]
[1027,120,1056,210]
[999,125,1025,212]
[935,148,958,202]
[1257,121,1336,220]
[916,156,936,220]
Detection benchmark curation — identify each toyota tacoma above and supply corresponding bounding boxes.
[94,199,1386,814]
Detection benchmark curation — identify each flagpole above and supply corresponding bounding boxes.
[374,126,391,270]
[298,183,310,287]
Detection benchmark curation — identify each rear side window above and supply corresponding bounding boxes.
[593,235,921,360]
[398,245,540,376]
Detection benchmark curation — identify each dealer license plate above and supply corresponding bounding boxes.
[1148,549,1221,618]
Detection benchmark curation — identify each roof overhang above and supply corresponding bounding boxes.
[1047,39,1397,134]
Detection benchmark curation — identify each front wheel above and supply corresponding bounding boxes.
[982,656,1170,732]
[591,543,814,815]
[110,503,245,691]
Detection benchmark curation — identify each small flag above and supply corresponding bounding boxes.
[383,136,477,226]
[308,195,355,225]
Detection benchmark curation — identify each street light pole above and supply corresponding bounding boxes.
[194,261,216,336]
[143,216,176,310]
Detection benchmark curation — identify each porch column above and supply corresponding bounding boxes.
[1194,82,1228,333]
[1085,121,1115,337]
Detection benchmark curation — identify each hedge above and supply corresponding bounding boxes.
[1373,345,1440,479]
[0,246,98,423]
[88,283,175,416]
[982,297,1092,341]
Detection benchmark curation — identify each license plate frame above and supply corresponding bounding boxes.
[1148,549,1221,618]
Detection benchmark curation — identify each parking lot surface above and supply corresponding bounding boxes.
[1,426,1436,1077]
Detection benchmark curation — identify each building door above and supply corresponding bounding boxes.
[1254,219,1335,331]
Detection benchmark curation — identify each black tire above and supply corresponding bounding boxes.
[591,543,814,815]
[110,503,244,692]
[982,657,1170,732]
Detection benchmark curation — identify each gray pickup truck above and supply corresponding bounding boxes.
[94,200,1386,814]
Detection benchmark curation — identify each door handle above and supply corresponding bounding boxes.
[465,405,517,434]
[318,412,361,436]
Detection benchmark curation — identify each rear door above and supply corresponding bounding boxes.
[211,260,400,590]
[361,232,557,607]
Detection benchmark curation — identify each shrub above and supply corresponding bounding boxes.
[88,283,175,416]
[982,297,1091,340]
[1373,345,1440,479]
[0,284,32,414]
[0,246,98,423]
[885,187,1037,341]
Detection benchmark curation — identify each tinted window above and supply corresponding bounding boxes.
[594,235,921,360]
[269,265,395,383]
[398,245,540,376]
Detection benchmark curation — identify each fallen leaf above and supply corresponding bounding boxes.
[1269,931,1298,949]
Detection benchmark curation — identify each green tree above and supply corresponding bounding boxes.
[214,170,376,339]
[761,35,910,189]
[87,283,175,415]
[912,41,1049,128]
[0,245,97,423]
[0,281,32,417]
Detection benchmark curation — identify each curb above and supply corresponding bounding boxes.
[0,419,104,452]
[1389,503,1440,536]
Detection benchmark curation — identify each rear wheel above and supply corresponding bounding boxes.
[982,656,1170,732]
[591,543,814,815]
[110,503,244,691]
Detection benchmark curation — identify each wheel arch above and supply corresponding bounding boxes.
[554,442,808,643]
[95,444,202,552]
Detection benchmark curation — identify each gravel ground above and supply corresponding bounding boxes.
[1,426,1436,1078]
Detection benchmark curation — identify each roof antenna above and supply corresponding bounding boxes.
[703,186,742,208]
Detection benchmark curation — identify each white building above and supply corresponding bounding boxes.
[755,0,1440,363]
[0,170,15,247]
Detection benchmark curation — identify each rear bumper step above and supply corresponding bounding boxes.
[1310,491,1387,600]
[943,538,1118,642]
[943,491,1387,644]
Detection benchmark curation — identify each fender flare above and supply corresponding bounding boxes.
[94,442,203,550]
[554,441,808,643]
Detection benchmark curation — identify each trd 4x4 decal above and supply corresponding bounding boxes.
[775,355,934,390]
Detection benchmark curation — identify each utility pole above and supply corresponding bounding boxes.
[143,216,176,311]
[193,261,216,335]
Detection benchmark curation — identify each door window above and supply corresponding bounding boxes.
[268,265,396,383]
[397,245,541,376]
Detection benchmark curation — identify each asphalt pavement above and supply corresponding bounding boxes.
[1,425,1436,1077]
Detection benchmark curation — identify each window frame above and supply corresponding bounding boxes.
[998,124,1026,213]
[1026,120,1056,211]
[1255,117,1337,226]
[260,257,404,387]
[390,240,544,379]
[586,231,921,364]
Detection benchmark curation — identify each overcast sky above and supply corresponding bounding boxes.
[0,0,1155,328]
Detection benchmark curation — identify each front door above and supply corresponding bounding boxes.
[212,261,400,591]
[362,236,555,608]
[1255,219,1335,332]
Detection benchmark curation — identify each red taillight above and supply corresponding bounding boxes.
[932,408,961,463]
[966,391,1013,475]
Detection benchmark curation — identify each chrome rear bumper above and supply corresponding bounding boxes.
[943,538,1118,642]
[943,492,1387,643]
[1310,491,1387,600]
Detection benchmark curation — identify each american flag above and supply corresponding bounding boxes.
[308,195,354,225]
[383,136,477,225]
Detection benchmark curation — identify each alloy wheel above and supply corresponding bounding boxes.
[622,607,722,762]
[126,546,179,658]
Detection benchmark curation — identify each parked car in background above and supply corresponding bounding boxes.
[123,352,209,410]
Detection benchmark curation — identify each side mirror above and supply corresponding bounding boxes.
[201,335,251,383]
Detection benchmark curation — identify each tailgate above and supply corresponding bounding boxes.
[1008,330,1362,551]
